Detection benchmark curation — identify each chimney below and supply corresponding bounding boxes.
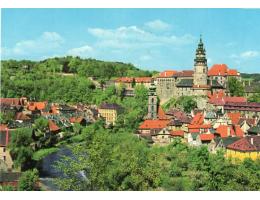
[250,137,254,145]
[227,126,231,136]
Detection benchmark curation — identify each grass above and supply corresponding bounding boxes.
[32,147,59,161]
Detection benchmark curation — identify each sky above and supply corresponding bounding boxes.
[1,8,260,73]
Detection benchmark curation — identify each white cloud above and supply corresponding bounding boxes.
[87,25,195,50]
[67,45,93,57]
[2,32,64,57]
[145,19,171,31]
[240,50,259,59]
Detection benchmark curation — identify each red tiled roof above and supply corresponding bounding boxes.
[135,77,152,83]
[209,95,247,106]
[216,125,235,138]
[173,70,194,77]
[227,112,241,125]
[139,120,170,129]
[48,120,60,132]
[190,129,200,133]
[158,70,178,78]
[208,64,239,76]
[200,133,215,141]
[166,109,191,124]
[227,136,260,152]
[234,125,244,137]
[0,98,21,106]
[170,130,185,137]
[69,117,84,123]
[27,102,47,111]
[158,106,168,120]
[190,113,204,125]
[115,77,134,83]
[228,69,239,76]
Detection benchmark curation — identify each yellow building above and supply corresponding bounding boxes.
[226,136,260,161]
[98,103,123,125]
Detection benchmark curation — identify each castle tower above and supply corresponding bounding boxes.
[193,35,208,86]
[148,81,158,119]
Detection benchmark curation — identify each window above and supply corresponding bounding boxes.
[3,156,6,161]
[3,148,6,152]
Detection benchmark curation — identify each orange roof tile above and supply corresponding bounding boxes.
[227,112,241,125]
[158,70,177,78]
[139,119,170,129]
[170,130,185,137]
[158,106,168,120]
[200,133,215,141]
[190,113,204,125]
[234,125,244,137]
[208,64,239,76]
[135,77,152,83]
[27,102,47,111]
[69,117,84,123]
[48,120,60,132]
[216,125,235,138]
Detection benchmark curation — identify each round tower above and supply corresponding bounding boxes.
[193,35,208,86]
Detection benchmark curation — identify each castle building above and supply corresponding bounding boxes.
[156,36,239,104]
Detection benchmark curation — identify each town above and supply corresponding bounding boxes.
[1,37,260,191]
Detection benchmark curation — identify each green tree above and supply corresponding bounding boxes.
[8,127,34,170]
[18,169,39,191]
[228,77,245,96]
[177,96,197,113]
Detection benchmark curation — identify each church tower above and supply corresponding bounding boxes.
[193,35,208,86]
[148,81,158,119]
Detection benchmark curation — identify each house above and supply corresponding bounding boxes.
[247,124,260,136]
[196,133,215,146]
[151,128,172,146]
[207,64,240,87]
[69,117,87,126]
[138,119,170,136]
[226,136,260,160]
[0,125,14,171]
[215,124,244,138]
[188,112,212,134]
[209,137,240,153]
[98,103,123,125]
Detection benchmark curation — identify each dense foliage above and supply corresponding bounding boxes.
[228,77,245,97]
[162,96,197,113]
[54,125,260,191]
[18,169,39,191]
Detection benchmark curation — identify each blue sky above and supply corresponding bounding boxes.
[1,8,260,73]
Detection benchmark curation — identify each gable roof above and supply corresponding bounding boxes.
[227,136,260,152]
[190,112,204,125]
[158,70,177,78]
[216,125,235,138]
[208,64,239,76]
[139,120,170,129]
[158,106,168,120]
[48,120,60,132]
[227,112,241,125]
